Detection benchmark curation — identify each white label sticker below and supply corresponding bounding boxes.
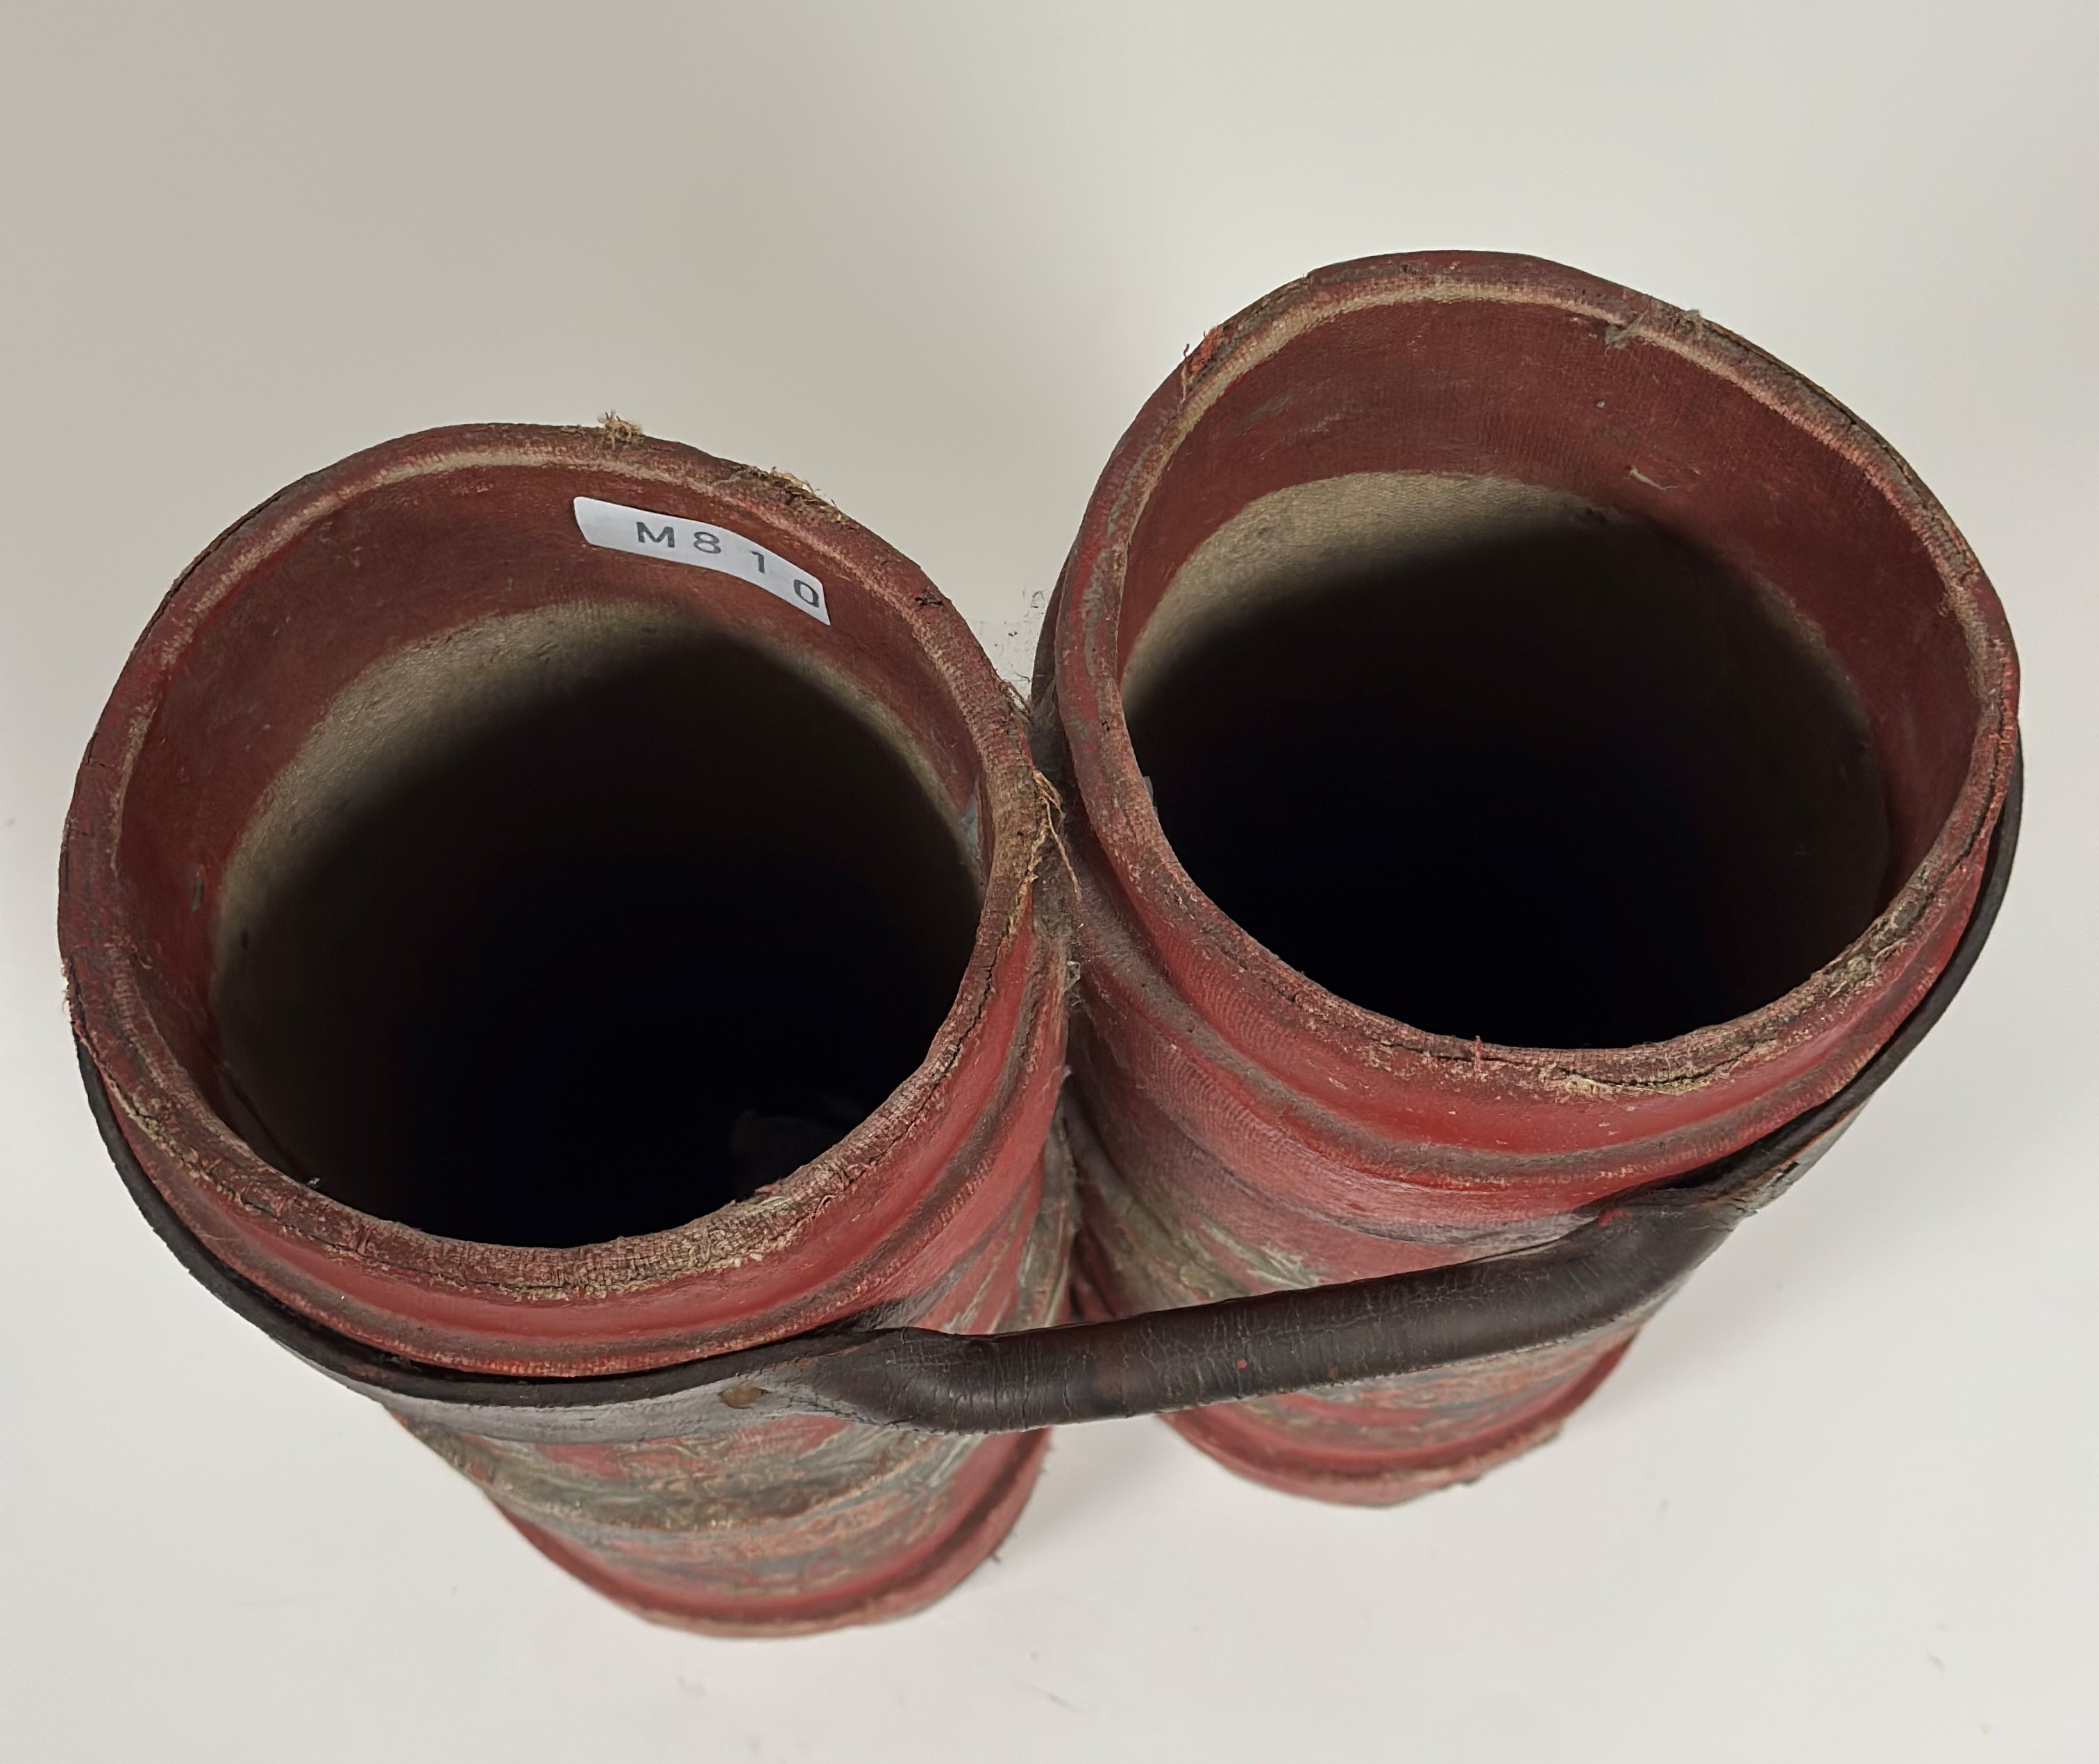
[572,495,832,625]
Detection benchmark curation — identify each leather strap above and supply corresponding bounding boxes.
[83,752,2021,1444]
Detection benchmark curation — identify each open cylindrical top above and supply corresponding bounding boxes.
[1048,253,2018,1187]
[65,425,1062,1373]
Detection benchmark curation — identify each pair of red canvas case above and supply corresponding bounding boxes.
[62,253,2021,1634]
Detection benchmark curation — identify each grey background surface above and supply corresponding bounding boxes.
[2,4,2093,1758]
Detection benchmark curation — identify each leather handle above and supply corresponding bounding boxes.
[83,753,2020,1445]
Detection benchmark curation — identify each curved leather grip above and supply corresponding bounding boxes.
[82,752,2020,1444]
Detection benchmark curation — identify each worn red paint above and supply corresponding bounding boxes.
[1036,253,2019,1502]
[64,423,1070,1630]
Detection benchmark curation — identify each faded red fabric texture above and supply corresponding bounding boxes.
[63,425,1072,1631]
[1035,253,2018,1502]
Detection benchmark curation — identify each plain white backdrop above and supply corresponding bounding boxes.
[3,4,2094,1758]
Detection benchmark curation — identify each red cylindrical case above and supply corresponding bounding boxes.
[62,423,1071,1631]
[1036,253,2019,1502]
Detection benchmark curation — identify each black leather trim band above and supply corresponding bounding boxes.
[81,752,2021,1443]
